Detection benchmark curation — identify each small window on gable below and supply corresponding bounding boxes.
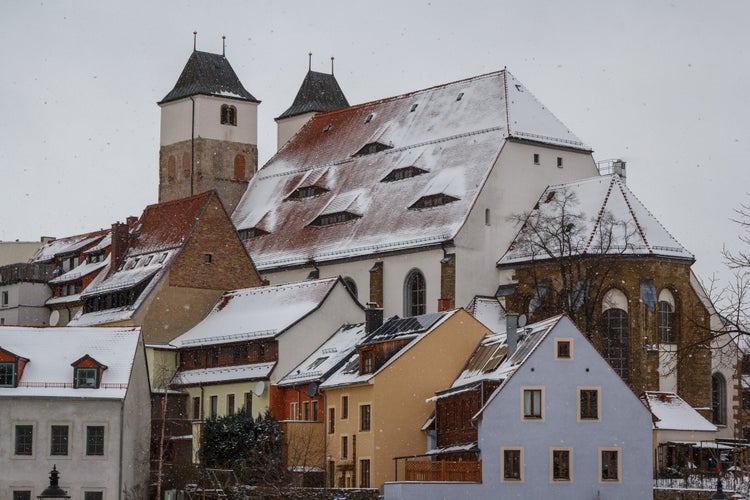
[288,185,328,199]
[221,104,237,126]
[355,142,392,156]
[533,153,540,165]
[410,194,459,209]
[72,355,107,389]
[556,339,572,359]
[557,157,563,168]
[381,166,427,182]
[309,211,360,227]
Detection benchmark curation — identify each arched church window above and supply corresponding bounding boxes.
[167,155,176,180]
[404,269,426,317]
[712,373,727,425]
[658,289,676,343]
[234,154,247,180]
[343,277,358,299]
[221,104,237,126]
[182,152,191,177]
[602,289,629,381]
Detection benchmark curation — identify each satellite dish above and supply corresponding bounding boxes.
[49,310,60,326]
[254,381,265,396]
[307,382,318,398]
[518,314,527,328]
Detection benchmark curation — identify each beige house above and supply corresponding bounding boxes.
[320,308,489,491]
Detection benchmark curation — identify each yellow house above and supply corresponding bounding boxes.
[320,308,489,491]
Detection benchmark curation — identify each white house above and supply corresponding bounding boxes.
[385,314,653,499]
[0,326,151,499]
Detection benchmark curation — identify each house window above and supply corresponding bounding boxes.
[552,448,571,481]
[522,388,543,420]
[712,373,727,425]
[221,104,237,126]
[579,388,600,420]
[2,291,8,305]
[0,362,16,387]
[556,339,572,359]
[600,449,620,481]
[193,397,201,420]
[341,435,348,459]
[360,404,371,431]
[602,305,629,381]
[227,394,235,416]
[50,425,69,456]
[211,348,219,365]
[362,350,374,374]
[303,401,310,420]
[13,492,31,500]
[312,400,319,421]
[360,459,371,488]
[557,156,563,168]
[245,392,253,415]
[204,254,213,264]
[290,402,299,420]
[404,269,426,317]
[258,343,266,361]
[84,493,104,500]
[341,396,349,419]
[328,408,335,434]
[15,425,33,456]
[210,396,218,419]
[86,425,105,456]
[74,367,98,388]
[502,448,523,481]
[533,153,540,165]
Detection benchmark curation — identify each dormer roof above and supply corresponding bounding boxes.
[277,70,349,120]
[159,50,259,105]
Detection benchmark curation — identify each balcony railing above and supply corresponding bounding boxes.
[405,460,481,482]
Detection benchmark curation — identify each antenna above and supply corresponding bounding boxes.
[193,31,197,52]
[222,35,226,56]
[307,382,318,398]
[331,56,335,75]
[308,52,312,71]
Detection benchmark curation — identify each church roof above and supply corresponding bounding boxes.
[498,175,693,266]
[233,70,588,270]
[276,70,349,120]
[159,50,259,104]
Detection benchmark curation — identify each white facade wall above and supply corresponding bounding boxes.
[277,112,315,150]
[160,96,258,146]
[0,282,51,326]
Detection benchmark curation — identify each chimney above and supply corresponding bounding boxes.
[506,313,519,357]
[126,216,139,227]
[437,298,452,312]
[109,222,131,276]
[365,302,383,334]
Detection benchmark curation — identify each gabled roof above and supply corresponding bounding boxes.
[70,192,216,326]
[171,277,346,347]
[277,322,368,387]
[30,230,107,263]
[233,70,589,270]
[277,70,349,120]
[498,175,693,266]
[465,295,507,334]
[159,50,259,104]
[0,326,141,399]
[174,361,275,387]
[640,391,717,432]
[321,310,455,389]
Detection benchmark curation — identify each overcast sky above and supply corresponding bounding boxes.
[1,1,748,286]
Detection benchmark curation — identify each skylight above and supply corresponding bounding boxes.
[381,166,427,183]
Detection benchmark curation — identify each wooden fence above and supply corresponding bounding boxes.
[404,460,482,482]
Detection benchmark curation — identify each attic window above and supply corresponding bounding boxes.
[74,367,98,389]
[410,194,459,209]
[557,157,563,168]
[323,124,332,133]
[365,113,374,123]
[221,105,237,126]
[239,227,268,239]
[288,185,328,199]
[533,153,540,165]
[158,252,168,263]
[410,103,418,112]
[456,92,464,101]
[381,166,427,182]
[0,362,17,387]
[309,211,360,227]
[355,142,392,156]
[204,254,213,264]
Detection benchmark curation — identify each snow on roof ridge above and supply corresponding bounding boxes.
[228,276,338,295]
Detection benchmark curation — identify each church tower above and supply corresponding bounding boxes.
[158,44,259,212]
[275,56,349,150]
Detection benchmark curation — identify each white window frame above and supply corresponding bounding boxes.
[521,386,545,422]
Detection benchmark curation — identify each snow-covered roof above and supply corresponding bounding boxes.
[171,277,343,347]
[233,70,588,270]
[48,255,109,284]
[277,70,349,120]
[173,361,275,387]
[321,310,455,389]
[498,175,693,266]
[465,296,507,334]
[277,322,368,386]
[0,326,141,399]
[30,231,107,263]
[640,391,717,432]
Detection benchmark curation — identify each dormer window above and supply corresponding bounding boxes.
[221,105,237,126]
[0,362,17,387]
[381,166,427,182]
[72,355,107,389]
[288,185,328,199]
[355,142,392,156]
[238,227,268,239]
[361,349,374,374]
[309,211,360,227]
[410,194,459,209]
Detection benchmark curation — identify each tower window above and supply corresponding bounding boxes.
[557,157,563,168]
[221,105,237,126]
[533,153,540,165]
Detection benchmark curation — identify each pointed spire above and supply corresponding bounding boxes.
[222,35,226,57]
[193,31,197,52]
[308,52,312,71]
[331,56,335,75]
